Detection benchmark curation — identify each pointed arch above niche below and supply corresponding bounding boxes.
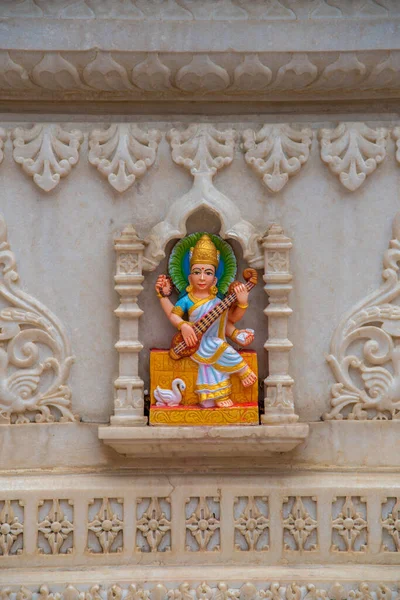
[142,124,263,272]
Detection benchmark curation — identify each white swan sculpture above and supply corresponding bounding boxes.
[154,378,186,407]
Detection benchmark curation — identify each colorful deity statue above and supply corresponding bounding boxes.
[150,233,259,426]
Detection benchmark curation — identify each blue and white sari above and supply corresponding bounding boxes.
[172,293,250,406]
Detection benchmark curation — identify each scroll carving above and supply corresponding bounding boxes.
[324,212,400,420]
[11,124,83,192]
[319,123,388,191]
[243,124,313,192]
[88,124,161,193]
[143,124,262,271]
[0,214,76,423]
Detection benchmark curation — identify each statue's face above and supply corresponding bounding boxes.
[188,263,217,294]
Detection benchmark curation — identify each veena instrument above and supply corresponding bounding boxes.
[169,268,258,360]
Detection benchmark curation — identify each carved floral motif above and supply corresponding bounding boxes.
[283,497,318,551]
[87,498,124,554]
[0,128,6,163]
[185,496,220,552]
[37,499,74,555]
[11,124,83,192]
[234,496,269,551]
[0,501,23,556]
[0,214,76,423]
[393,127,400,164]
[88,124,161,192]
[381,497,400,551]
[319,123,388,191]
[331,496,367,552]
[324,212,400,420]
[136,497,171,553]
[243,125,312,192]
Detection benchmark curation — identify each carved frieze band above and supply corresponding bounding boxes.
[0,583,398,600]
[0,122,399,192]
[0,1,397,20]
[0,50,400,102]
[0,214,76,424]
[1,491,400,559]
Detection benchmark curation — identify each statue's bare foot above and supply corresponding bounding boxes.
[216,398,234,408]
[242,371,257,387]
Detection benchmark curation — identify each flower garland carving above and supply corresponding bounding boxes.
[243,125,313,192]
[0,214,76,423]
[88,124,162,193]
[11,124,83,192]
[324,212,400,420]
[319,123,388,191]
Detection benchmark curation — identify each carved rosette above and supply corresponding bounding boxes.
[88,124,161,193]
[261,224,298,424]
[243,124,313,192]
[324,212,400,420]
[11,124,83,192]
[112,225,147,426]
[0,214,76,424]
[319,123,388,191]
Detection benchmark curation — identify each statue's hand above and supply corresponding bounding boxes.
[155,274,173,298]
[233,282,249,306]
[233,329,255,347]
[181,323,198,347]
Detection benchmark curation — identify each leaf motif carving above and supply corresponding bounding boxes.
[176,55,230,92]
[132,54,172,92]
[319,122,388,191]
[0,52,34,90]
[243,124,313,192]
[88,124,161,192]
[324,212,400,420]
[12,124,83,192]
[83,52,133,91]
[0,214,76,423]
[31,52,85,90]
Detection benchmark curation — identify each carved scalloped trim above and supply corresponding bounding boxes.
[243,124,313,192]
[88,124,162,193]
[11,124,83,192]
[319,123,388,191]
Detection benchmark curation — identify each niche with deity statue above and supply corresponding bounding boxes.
[150,233,259,426]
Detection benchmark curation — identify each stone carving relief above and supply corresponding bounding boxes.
[143,124,262,271]
[319,123,388,191]
[0,1,396,19]
[1,51,400,101]
[0,215,76,424]
[242,125,313,192]
[87,498,124,554]
[283,496,318,552]
[0,583,398,600]
[393,127,400,164]
[234,496,269,551]
[37,499,74,555]
[136,497,171,553]
[88,124,161,192]
[381,497,400,552]
[324,212,400,420]
[331,496,367,552]
[11,124,83,192]
[0,500,23,556]
[185,496,220,552]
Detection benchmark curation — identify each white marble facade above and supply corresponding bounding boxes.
[1,0,400,593]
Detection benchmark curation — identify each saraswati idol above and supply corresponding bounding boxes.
[150,233,259,426]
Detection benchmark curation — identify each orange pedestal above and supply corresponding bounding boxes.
[150,349,259,426]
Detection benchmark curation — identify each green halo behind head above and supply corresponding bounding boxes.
[168,232,237,296]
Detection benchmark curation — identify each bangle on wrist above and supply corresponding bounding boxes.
[177,320,185,331]
[230,328,239,342]
[237,302,248,309]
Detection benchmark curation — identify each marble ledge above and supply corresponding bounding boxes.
[98,423,310,458]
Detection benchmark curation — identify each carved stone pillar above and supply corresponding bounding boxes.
[111,225,147,426]
[261,224,299,425]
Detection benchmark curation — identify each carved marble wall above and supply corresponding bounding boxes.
[1,0,400,592]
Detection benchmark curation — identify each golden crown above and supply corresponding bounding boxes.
[190,234,220,269]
